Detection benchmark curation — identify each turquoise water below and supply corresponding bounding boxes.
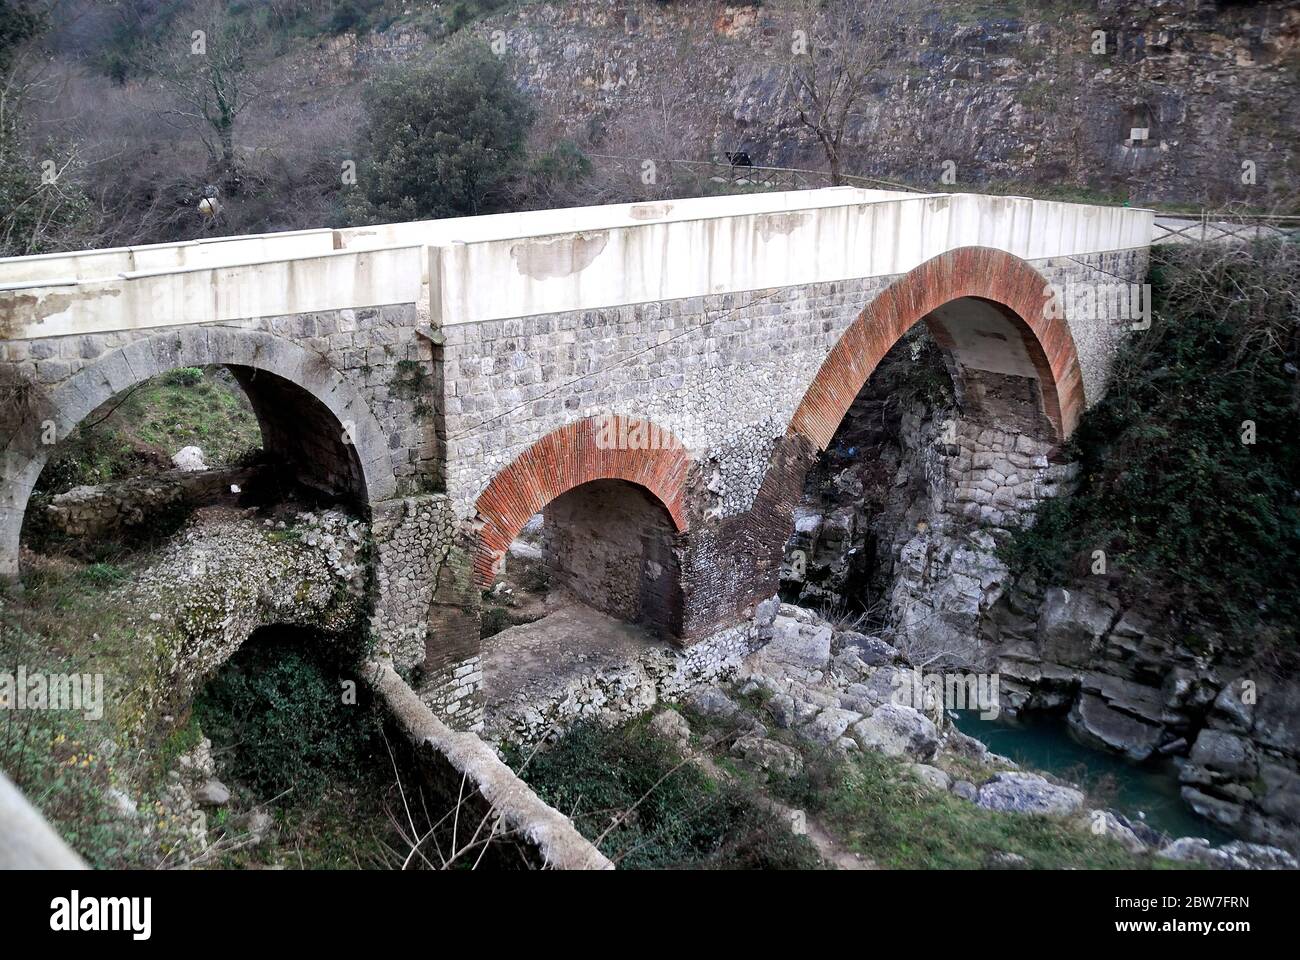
[950,710,1235,844]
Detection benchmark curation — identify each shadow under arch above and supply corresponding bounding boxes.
[1,327,396,576]
[788,246,1085,451]
[472,414,691,588]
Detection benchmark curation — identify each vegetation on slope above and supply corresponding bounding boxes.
[1006,239,1300,655]
[35,366,260,499]
[511,706,1167,870]
[506,719,822,869]
[775,751,1153,870]
[195,628,381,801]
[0,564,156,867]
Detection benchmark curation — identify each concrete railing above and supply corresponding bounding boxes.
[1,245,424,340]
[0,188,1153,341]
[429,192,1153,326]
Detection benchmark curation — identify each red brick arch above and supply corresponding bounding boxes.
[788,246,1085,449]
[472,415,691,586]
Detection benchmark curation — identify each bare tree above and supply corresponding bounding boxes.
[0,0,91,256]
[145,0,261,178]
[786,0,919,184]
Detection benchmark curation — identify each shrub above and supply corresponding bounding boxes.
[163,367,205,387]
[344,37,534,223]
[1005,239,1300,651]
[508,720,821,869]
[194,630,381,801]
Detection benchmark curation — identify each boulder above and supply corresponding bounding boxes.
[685,686,740,720]
[836,632,899,666]
[800,707,863,746]
[1156,837,1236,868]
[762,615,832,670]
[1189,729,1258,780]
[731,736,804,777]
[909,764,952,792]
[766,694,797,729]
[1088,809,1147,853]
[1179,786,1245,827]
[951,780,979,802]
[1036,587,1117,667]
[977,772,1084,816]
[850,703,939,761]
[171,446,208,472]
[1068,692,1162,762]
[943,728,991,765]
[829,650,871,683]
[1258,761,1300,823]
[1210,679,1256,732]
[1216,841,1299,870]
[1156,837,1297,870]
[649,709,692,745]
[1252,680,1300,759]
[194,778,230,806]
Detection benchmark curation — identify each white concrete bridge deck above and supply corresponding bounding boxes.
[0,188,1152,341]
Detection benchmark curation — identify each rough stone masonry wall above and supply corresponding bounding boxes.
[36,465,264,541]
[0,304,440,496]
[368,494,486,731]
[442,248,1146,649]
[440,250,1145,529]
[780,331,1075,667]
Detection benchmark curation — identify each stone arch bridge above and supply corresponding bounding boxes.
[0,188,1151,728]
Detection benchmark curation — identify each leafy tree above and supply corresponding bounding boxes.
[345,38,534,223]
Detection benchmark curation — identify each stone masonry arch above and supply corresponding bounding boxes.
[0,327,397,576]
[788,246,1085,450]
[472,415,691,587]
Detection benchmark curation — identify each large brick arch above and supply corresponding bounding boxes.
[0,328,396,576]
[788,246,1085,449]
[473,415,691,586]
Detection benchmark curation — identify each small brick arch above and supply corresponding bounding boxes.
[473,415,691,586]
[788,246,1085,450]
[0,328,396,576]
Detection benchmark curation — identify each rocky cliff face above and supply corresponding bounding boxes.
[986,580,1300,853]
[482,0,1299,207]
